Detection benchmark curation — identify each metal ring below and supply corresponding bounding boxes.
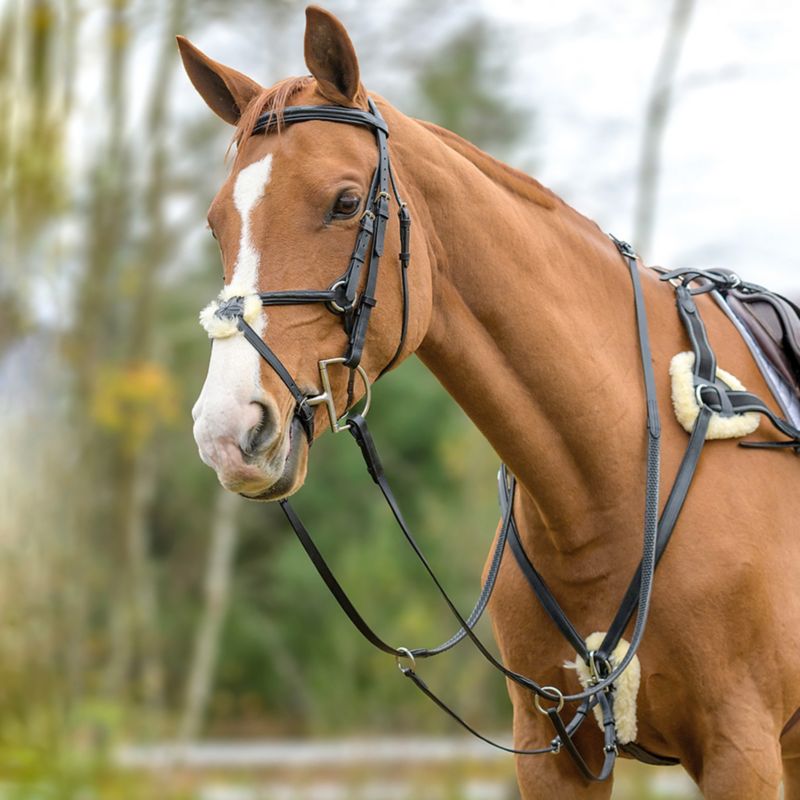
[395,647,416,674]
[695,382,722,409]
[326,279,353,314]
[533,686,565,715]
[305,357,372,434]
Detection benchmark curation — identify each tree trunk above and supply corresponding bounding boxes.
[179,489,241,742]
[633,0,696,258]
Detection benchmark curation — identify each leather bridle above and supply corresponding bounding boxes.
[200,98,800,781]
[211,98,410,443]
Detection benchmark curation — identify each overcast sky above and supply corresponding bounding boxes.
[67,0,798,297]
[482,0,799,294]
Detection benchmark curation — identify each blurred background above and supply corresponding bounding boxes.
[0,0,797,797]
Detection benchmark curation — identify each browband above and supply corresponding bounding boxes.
[253,104,390,136]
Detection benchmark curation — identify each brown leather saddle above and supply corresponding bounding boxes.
[724,279,800,396]
[658,265,800,399]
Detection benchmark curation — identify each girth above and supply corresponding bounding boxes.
[200,95,800,781]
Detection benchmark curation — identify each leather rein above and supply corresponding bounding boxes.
[203,98,800,781]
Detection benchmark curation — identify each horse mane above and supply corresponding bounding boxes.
[415,119,557,210]
[233,76,314,153]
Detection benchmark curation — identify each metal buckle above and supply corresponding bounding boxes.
[587,651,611,687]
[305,357,372,434]
[609,234,637,260]
[533,686,565,715]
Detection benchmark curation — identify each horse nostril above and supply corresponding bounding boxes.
[243,402,278,456]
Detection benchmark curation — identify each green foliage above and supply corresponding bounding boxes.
[416,21,527,155]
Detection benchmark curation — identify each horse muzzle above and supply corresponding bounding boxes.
[193,395,309,500]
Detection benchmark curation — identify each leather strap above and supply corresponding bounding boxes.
[598,404,712,658]
[259,290,339,307]
[546,692,618,782]
[253,104,389,136]
[237,318,315,442]
[344,105,392,368]
[619,741,680,766]
[400,667,556,756]
[507,513,587,660]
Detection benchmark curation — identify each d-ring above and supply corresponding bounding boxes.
[326,279,356,314]
[305,357,372,433]
[534,686,565,715]
[395,647,416,674]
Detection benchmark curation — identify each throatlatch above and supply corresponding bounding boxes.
[198,95,800,782]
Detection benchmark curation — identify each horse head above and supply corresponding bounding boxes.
[180,7,431,499]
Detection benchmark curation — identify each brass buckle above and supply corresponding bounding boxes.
[305,357,371,434]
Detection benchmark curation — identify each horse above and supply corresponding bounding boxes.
[179,7,800,798]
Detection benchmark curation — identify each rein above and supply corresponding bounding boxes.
[201,98,800,781]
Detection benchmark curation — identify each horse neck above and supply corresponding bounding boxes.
[391,113,650,552]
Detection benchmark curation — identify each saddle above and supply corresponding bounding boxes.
[723,279,800,396]
[659,266,800,401]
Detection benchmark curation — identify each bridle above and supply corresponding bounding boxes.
[199,97,800,781]
[204,98,410,443]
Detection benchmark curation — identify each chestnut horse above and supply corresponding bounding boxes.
[179,7,800,798]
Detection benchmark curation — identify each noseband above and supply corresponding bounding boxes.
[201,99,410,441]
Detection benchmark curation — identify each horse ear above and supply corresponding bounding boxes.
[176,36,263,125]
[304,6,361,106]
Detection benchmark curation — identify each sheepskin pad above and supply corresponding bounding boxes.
[669,351,760,439]
[199,285,264,339]
[564,632,640,745]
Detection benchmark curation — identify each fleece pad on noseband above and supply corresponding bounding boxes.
[199,287,263,339]
[564,633,641,745]
[669,351,760,439]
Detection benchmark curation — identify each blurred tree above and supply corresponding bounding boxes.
[179,489,240,741]
[415,20,527,156]
[633,0,696,258]
[0,0,533,770]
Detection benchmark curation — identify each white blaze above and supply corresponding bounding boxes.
[193,154,274,462]
[230,154,273,302]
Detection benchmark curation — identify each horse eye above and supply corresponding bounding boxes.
[331,193,360,219]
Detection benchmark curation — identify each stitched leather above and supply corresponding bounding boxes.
[727,290,800,392]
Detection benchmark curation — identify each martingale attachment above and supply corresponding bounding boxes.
[199,288,263,339]
[564,633,641,745]
[669,352,760,439]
